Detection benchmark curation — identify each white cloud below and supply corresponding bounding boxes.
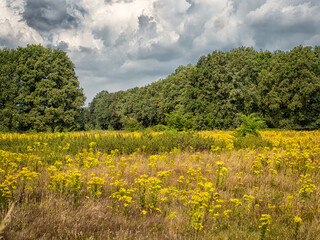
[52,29,104,51]
[0,0,43,48]
[81,0,157,41]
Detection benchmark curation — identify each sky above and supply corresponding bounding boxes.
[1,0,320,105]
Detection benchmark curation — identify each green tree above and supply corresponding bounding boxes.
[258,46,320,129]
[188,47,261,129]
[0,49,19,131]
[0,45,85,132]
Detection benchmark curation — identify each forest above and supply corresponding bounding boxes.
[0,45,320,132]
[86,45,320,131]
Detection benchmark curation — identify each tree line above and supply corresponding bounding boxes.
[0,45,85,132]
[1,45,319,132]
[86,46,320,131]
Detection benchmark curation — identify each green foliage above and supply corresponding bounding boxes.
[257,46,320,129]
[149,124,168,132]
[121,116,143,132]
[0,45,85,132]
[165,112,191,131]
[87,46,320,131]
[233,113,267,137]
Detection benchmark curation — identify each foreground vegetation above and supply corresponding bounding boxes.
[0,130,320,239]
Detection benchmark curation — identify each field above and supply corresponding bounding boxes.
[0,130,320,239]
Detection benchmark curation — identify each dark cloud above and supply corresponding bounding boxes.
[230,0,267,14]
[114,32,130,47]
[138,15,157,33]
[131,43,182,62]
[92,27,113,47]
[79,46,97,54]
[47,41,69,51]
[0,37,15,49]
[253,31,318,51]
[178,19,205,48]
[56,41,69,51]
[185,0,198,14]
[23,0,83,32]
[246,2,320,50]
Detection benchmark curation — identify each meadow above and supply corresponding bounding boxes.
[0,130,319,239]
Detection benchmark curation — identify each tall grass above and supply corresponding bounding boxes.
[0,130,319,239]
[0,130,272,156]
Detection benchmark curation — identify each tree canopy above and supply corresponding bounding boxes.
[0,45,85,132]
[86,46,320,131]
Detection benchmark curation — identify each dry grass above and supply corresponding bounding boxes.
[0,131,320,239]
[0,202,15,239]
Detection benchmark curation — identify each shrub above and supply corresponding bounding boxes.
[233,113,267,137]
[165,112,191,131]
[121,117,143,132]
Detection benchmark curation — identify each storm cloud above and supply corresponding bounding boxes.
[1,0,320,104]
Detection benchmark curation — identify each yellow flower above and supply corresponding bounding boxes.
[141,210,147,215]
[294,216,302,224]
[169,212,176,218]
[47,165,58,173]
[259,214,272,227]
[215,161,225,167]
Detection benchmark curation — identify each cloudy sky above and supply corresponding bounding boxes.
[1,0,320,104]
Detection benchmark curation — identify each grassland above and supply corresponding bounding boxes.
[0,130,320,239]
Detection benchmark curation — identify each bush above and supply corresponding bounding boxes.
[121,117,143,132]
[149,124,168,132]
[233,113,267,137]
[165,112,191,131]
